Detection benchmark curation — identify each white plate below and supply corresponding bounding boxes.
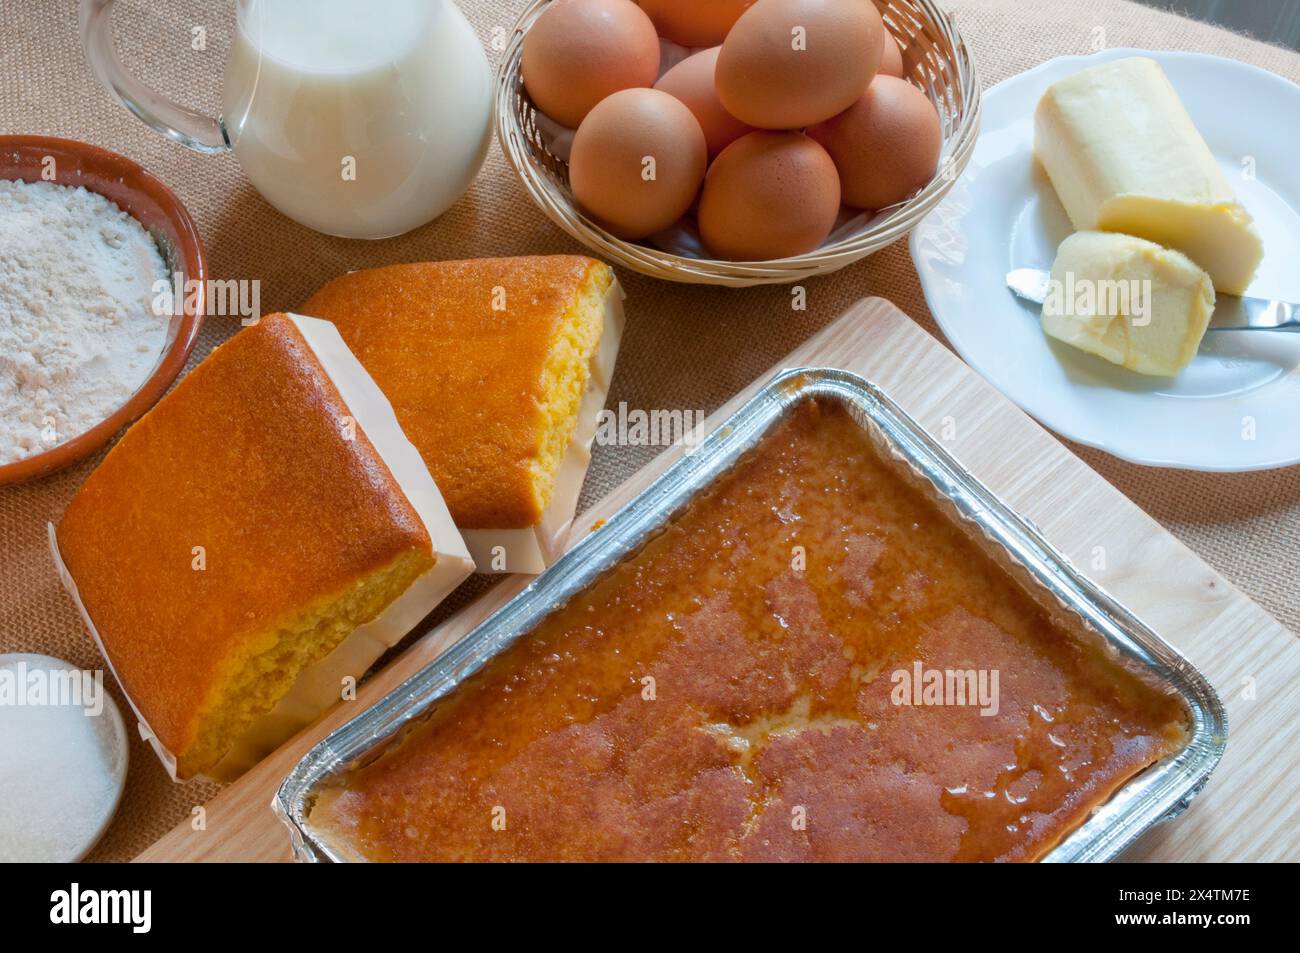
[910,48,1300,471]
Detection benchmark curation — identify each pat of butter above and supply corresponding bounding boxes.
[1034,57,1262,295]
[1041,230,1215,376]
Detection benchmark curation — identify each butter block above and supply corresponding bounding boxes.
[1034,56,1262,294]
[1041,230,1215,376]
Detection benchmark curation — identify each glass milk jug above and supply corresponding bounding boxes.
[81,0,493,239]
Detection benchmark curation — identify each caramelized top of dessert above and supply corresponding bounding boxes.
[313,399,1187,861]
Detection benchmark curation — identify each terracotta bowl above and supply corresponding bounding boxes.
[0,135,205,485]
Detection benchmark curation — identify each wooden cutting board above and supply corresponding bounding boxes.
[136,298,1300,862]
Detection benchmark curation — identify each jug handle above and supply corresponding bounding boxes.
[80,0,231,155]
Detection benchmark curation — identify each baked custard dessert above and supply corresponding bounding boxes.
[310,399,1188,861]
[300,256,624,573]
[53,314,473,781]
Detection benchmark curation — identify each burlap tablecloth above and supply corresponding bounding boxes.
[1,0,1297,862]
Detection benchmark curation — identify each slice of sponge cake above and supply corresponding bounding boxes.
[53,314,473,780]
[300,256,623,573]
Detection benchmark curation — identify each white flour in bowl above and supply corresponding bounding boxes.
[0,179,170,465]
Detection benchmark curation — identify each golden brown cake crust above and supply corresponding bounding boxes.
[56,315,432,768]
[312,400,1188,862]
[300,256,612,529]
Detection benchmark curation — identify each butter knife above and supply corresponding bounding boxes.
[1006,268,1300,332]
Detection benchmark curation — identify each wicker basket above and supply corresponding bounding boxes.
[496,0,981,287]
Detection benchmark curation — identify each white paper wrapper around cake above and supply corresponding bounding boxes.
[51,314,475,782]
[461,278,626,574]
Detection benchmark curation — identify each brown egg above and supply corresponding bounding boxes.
[715,0,885,129]
[654,47,753,159]
[698,131,841,260]
[638,0,755,46]
[880,33,905,78]
[808,75,941,210]
[522,0,660,129]
[570,88,708,240]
